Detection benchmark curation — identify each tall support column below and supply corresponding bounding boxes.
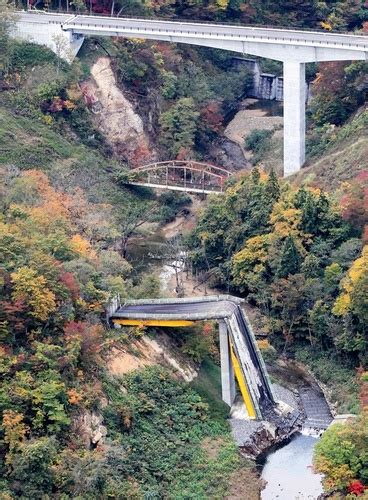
[219,320,236,407]
[283,61,306,176]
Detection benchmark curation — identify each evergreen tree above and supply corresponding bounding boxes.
[277,235,302,278]
[294,186,308,208]
[301,192,318,234]
[251,167,261,185]
[265,169,280,201]
[159,97,199,157]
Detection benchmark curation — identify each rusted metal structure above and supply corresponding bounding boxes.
[127,161,232,194]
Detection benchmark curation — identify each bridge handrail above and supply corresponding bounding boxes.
[119,295,244,307]
[133,161,232,177]
[21,9,367,37]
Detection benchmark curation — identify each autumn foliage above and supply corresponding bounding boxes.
[314,372,368,494]
[190,169,367,363]
[0,169,137,494]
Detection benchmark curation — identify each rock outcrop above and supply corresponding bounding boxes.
[72,410,108,449]
[82,57,155,164]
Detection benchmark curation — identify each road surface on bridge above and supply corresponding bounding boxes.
[113,299,238,320]
[17,12,368,53]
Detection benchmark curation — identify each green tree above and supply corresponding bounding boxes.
[159,98,199,157]
[324,262,343,296]
[276,235,302,278]
[265,169,280,202]
[9,437,57,498]
[244,129,273,164]
[133,274,160,299]
[308,300,332,348]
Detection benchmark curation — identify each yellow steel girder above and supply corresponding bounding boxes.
[112,319,195,327]
[113,318,257,418]
[229,342,257,419]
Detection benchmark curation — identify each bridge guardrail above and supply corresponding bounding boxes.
[119,294,244,306]
[21,9,366,36]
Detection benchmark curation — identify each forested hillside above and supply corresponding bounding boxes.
[0,7,261,497]
[1,0,368,498]
[189,171,367,391]
[188,168,368,494]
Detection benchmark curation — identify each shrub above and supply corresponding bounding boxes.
[244,129,273,164]
[313,415,368,492]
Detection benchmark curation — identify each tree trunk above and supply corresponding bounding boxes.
[120,236,129,258]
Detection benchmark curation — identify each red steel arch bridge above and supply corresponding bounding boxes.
[125,160,233,194]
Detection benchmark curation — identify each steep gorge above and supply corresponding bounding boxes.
[0,13,367,495]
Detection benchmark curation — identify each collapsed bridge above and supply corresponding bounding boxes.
[107,295,276,419]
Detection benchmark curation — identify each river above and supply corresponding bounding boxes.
[261,433,323,500]
[127,223,328,499]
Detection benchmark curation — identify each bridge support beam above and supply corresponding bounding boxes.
[219,320,236,407]
[283,61,306,176]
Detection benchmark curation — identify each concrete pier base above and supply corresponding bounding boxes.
[219,320,236,407]
[283,61,306,176]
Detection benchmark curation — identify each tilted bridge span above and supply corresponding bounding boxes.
[13,11,368,177]
[107,295,276,419]
[126,161,232,194]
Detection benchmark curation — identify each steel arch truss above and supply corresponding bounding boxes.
[128,160,232,194]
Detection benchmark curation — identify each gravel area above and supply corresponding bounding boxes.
[225,113,283,144]
[272,383,299,411]
[230,418,264,446]
[225,101,283,146]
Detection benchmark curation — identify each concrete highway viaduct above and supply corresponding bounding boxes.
[13,12,368,176]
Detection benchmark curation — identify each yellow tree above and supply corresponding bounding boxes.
[2,410,29,463]
[333,245,368,319]
[232,234,270,287]
[11,267,56,322]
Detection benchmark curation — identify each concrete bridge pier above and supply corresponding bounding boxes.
[283,61,306,176]
[219,320,236,407]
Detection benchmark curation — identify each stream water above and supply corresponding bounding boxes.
[126,230,185,294]
[259,363,329,499]
[261,433,323,500]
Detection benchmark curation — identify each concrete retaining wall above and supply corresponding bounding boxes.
[13,19,84,61]
[233,57,311,102]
